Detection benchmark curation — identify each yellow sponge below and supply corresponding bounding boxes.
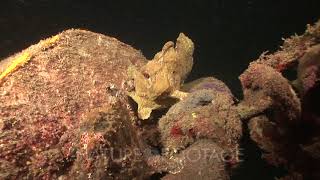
[0,51,32,82]
[0,35,60,83]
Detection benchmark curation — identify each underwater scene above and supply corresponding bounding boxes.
[0,1,320,179]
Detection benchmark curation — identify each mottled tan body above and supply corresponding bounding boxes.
[128,33,194,119]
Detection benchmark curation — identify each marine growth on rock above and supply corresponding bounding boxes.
[0,20,320,180]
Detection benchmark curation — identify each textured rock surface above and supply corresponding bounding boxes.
[241,20,320,179]
[157,78,242,179]
[66,102,150,179]
[159,88,241,153]
[162,140,232,180]
[0,29,149,179]
[240,63,301,122]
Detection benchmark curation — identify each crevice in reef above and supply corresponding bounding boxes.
[282,62,298,82]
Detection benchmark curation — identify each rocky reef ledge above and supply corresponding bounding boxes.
[0,20,320,179]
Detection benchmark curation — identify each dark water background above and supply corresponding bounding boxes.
[0,0,320,179]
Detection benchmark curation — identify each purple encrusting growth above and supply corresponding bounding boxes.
[166,89,216,116]
[182,77,233,94]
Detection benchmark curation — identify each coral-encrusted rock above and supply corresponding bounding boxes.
[158,77,242,179]
[242,20,320,180]
[248,115,296,166]
[297,44,320,127]
[240,63,301,122]
[162,140,232,180]
[0,29,148,179]
[297,44,320,96]
[147,140,234,180]
[254,20,320,72]
[66,102,150,179]
[159,89,241,154]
